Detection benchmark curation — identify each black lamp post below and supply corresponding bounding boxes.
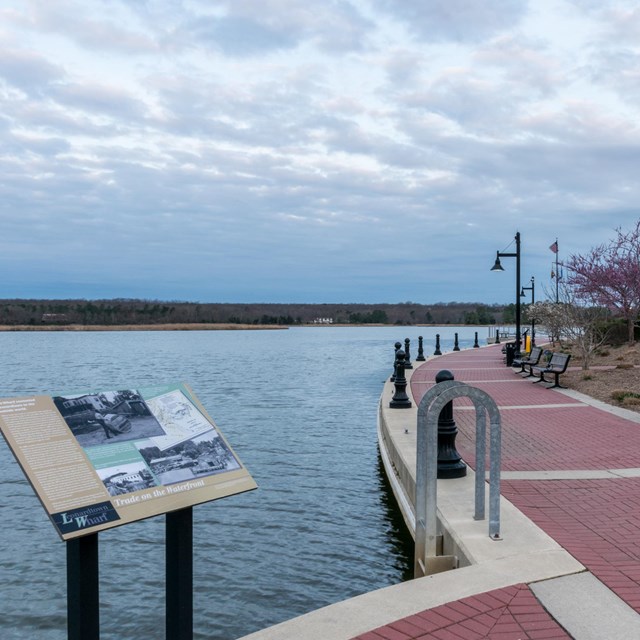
[520,276,535,347]
[491,231,521,355]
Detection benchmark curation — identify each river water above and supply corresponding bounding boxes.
[0,326,484,640]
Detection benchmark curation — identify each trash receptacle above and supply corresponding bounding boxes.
[505,342,516,367]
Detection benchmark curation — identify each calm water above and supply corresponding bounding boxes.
[0,326,483,640]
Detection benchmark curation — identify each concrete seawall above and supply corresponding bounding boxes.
[376,350,582,580]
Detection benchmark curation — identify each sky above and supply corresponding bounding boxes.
[1,0,640,305]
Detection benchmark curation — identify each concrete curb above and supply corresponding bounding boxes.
[236,553,584,640]
[531,572,640,639]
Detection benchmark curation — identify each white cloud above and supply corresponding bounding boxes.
[0,47,64,94]
[474,35,567,97]
[13,0,159,54]
[180,0,373,56]
[371,0,528,43]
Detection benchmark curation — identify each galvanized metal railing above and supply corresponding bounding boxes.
[415,380,502,578]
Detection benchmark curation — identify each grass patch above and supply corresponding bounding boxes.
[612,389,640,403]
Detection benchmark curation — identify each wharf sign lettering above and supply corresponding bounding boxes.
[52,502,120,535]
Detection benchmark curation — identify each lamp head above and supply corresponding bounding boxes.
[491,253,504,271]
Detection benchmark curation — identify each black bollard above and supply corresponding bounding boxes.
[474,331,479,348]
[434,334,442,356]
[495,330,500,344]
[390,350,412,409]
[435,370,467,479]
[453,333,460,351]
[416,336,426,361]
[404,338,413,369]
[390,341,402,382]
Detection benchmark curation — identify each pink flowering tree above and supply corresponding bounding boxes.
[566,219,640,345]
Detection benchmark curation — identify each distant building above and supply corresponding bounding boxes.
[61,395,109,412]
[108,471,145,485]
[312,317,334,324]
[41,313,68,323]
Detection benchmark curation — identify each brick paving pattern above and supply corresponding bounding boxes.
[502,478,640,613]
[410,349,640,471]
[363,343,640,639]
[351,584,570,639]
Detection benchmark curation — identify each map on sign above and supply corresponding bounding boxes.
[146,389,215,449]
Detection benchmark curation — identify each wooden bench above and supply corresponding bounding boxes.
[512,346,542,375]
[531,352,571,389]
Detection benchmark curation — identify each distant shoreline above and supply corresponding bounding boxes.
[0,300,508,328]
[0,323,289,332]
[0,322,492,332]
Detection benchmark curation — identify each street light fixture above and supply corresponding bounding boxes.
[520,276,535,347]
[491,231,521,355]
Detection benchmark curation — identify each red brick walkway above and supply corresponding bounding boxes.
[502,478,640,613]
[359,343,640,639]
[353,583,570,640]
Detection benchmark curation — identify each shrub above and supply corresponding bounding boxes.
[596,319,640,346]
[611,389,640,403]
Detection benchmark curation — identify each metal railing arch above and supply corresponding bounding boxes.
[415,380,502,577]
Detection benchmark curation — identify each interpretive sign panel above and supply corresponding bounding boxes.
[0,383,257,540]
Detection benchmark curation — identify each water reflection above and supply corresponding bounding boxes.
[376,453,415,583]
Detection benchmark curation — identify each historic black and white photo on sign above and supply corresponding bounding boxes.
[53,390,167,447]
[137,430,240,486]
[96,461,158,496]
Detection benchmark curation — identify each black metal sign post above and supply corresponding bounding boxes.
[65,507,194,640]
[67,533,100,640]
[166,506,193,640]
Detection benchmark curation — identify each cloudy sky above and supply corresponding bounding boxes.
[1,0,639,304]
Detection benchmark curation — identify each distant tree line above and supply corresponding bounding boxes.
[0,299,510,326]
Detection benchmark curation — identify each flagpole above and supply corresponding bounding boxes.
[555,238,559,303]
